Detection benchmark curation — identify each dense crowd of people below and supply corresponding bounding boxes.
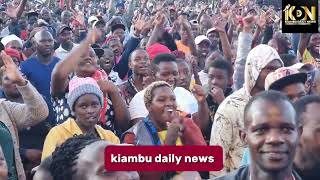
[0,0,319,179]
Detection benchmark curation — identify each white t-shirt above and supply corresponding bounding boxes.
[55,44,79,60]
[129,86,199,120]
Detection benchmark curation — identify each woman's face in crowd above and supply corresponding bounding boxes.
[147,86,177,130]
[74,94,101,130]
[6,41,22,52]
[154,61,179,87]
[75,141,139,180]
[76,49,98,77]
[309,33,320,55]
[98,49,115,73]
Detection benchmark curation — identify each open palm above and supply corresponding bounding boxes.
[1,51,23,83]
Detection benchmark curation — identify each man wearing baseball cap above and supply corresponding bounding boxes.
[55,25,78,60]
[265,66,308,102]
[195,35,211,71]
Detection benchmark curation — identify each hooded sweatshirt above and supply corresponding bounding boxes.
[209,44,283,178]
[41,118,120,161]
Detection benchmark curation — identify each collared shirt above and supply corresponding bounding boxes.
[55,43,79,60]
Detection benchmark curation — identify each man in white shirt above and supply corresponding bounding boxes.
[129,53,209,132]
[55,25,78,60]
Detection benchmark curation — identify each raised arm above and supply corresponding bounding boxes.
[180,19,197,56]
[51,29,101,96]
[1,51,48,130]
[213,15,232,62]
[298,33,310,60]
[252,13,267,48]
[97,80,130,132]
[233,15,255,90]
[146,12,165,48]
[5,0,28,19]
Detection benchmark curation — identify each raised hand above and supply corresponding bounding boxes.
[200,4,209,12]
[5,4,17,18]
[192,84,206,103]
[165,111,184,145]
[209,86,225,104]
[242,15,256,29]
[220,1,231,19]
[74,12,85,26]
[86,28,103,44]
[1,51,26,86]
[154,12,166,27]
[212,15,227,33]
[134,16,147,35]
[256,12,266,29]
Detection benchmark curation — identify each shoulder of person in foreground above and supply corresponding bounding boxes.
[211,165,249,180]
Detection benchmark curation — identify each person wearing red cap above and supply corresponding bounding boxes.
[146,43,171,61]
[4,48,23,66]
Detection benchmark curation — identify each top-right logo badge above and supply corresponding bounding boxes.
[282,0,319,33]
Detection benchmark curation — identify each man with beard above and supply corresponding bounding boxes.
[19,30,60,176]
[293,95,320,180]
[214,91,302,180]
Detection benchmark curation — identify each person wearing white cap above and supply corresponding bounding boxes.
[1,35,23,51]
[195,35,211,71]
[206,27,219,51]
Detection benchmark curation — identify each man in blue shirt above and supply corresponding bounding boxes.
[19,30,60,177]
